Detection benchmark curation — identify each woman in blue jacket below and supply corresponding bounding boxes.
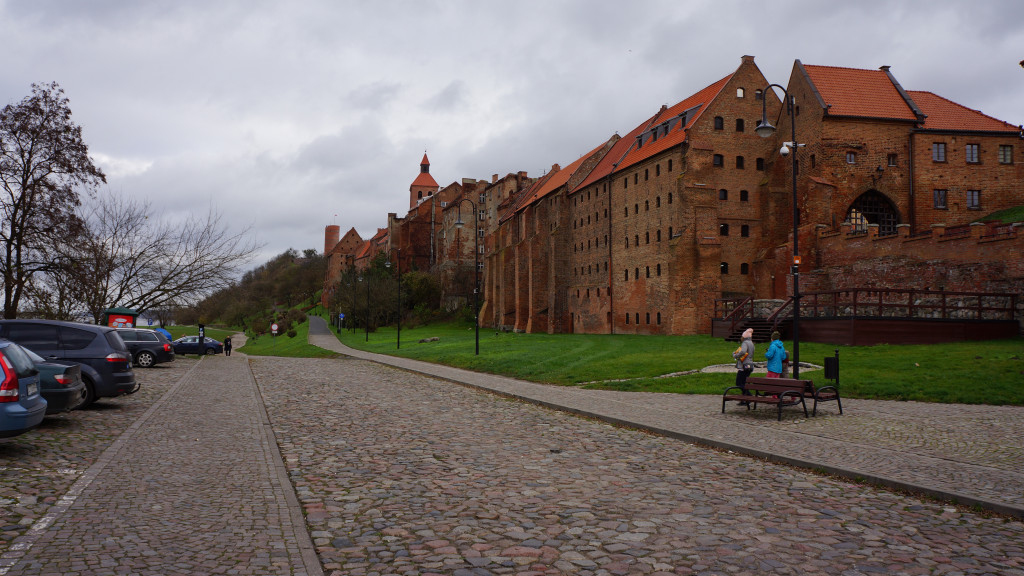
[764,331,788,378]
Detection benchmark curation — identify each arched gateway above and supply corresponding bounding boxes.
[844,190,900,236]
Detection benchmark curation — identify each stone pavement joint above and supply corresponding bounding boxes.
[307,315,1024,520]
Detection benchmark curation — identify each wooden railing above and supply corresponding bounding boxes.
[714,296,753,334]
[797,289,1017,321]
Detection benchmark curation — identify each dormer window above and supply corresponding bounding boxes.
[737,87,745,98]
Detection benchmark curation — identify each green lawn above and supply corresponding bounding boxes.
[329,318,1024,405]
[237,320,338,358]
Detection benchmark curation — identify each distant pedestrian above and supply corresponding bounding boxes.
[733,328,755,403]
[224,336,232,356]
[764,331,788,378]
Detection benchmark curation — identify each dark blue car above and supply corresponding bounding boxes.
[171,336,223,355]
[0,339,47,438]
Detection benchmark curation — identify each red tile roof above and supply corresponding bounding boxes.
[421,153,430,165]
[802,65,918,121]
[909,90,1020,133]
[615,74,732,173]
[518,139,610,210]
[411,171,439,188]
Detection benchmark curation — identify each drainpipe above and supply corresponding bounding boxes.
[606,172,615,335]
[908,133,916,232]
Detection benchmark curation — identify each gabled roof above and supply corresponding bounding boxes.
[498,171,556,224]
[801,64,918,121]
[517,138,610,212]
[909,90,1021,133]
[573,121,648,192]
[614,74,732,173]
[411,171,439,189]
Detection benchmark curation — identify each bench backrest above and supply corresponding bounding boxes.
[745,377,814,395]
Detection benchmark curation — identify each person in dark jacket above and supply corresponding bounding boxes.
[224,336,232,356]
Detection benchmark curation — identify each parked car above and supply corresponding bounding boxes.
[22,347,86,413]
[171,336,224,355]
[116,328,175,368]
[0,320,138,407]
[0,339,47,438]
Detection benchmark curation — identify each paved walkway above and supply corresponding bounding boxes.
[307,316,1024,519]
[0,351,323,576]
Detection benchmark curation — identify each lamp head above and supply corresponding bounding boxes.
[755,120,776,138]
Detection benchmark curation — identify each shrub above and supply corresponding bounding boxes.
[287,329,297,338]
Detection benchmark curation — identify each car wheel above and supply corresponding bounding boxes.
[136,351,155,368]
[81,376,97,408]
[205,348,216,355]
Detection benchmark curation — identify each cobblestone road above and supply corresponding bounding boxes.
[1,354,320,576]
[254,356,1023,575]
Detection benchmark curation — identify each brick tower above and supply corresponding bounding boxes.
[409,153,440,210]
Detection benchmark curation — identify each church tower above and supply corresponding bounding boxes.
[409,153,440,210]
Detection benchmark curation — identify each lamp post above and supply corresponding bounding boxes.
[358,274,369,342]
[385,248,401,349]
[453,198,480,355]
[756,84,803,378]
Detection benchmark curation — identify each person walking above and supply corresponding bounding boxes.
[224,336,232,357]
[764,331,788,378]
[733,328,755,404]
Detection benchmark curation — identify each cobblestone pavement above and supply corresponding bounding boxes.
[252,355,1024,575]
[0,357,194,557]
[0,351,321,576]
[306,317,1024,519]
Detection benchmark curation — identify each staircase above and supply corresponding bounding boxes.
[724,318,792,343]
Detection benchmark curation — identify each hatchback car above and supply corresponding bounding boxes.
[23,347,86,413]
[172,336,224,355]
[0,320,138,407]
[0,339,47,438]
[116,328,175,368]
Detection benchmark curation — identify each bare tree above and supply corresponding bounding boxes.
[0,82,104,318]
[48,190,261,322]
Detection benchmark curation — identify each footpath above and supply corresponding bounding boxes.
[307,316,1024,519]
[0,352,323,576]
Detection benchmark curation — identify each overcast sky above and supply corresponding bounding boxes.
[2,0,1022,268]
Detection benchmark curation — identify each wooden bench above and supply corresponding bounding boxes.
[745,376,843,417]
[722,379,808,421]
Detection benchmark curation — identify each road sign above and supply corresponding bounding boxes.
[271,322,279,335]
[339,313,344,319]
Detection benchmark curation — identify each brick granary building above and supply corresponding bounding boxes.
[325,56,1023,341]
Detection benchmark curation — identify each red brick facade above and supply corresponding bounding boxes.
[324,56,1023,334]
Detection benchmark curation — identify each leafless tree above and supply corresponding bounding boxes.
[0,82,104,318]
[48,190,261,323]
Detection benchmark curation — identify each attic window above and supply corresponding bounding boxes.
[714,116,724,130]
[755,89,763,101]
[737,88,745,98]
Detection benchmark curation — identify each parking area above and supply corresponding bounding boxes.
[0,357,196,555]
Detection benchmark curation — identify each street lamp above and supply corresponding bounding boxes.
[756,84,803,378]
[358,274,369,342]
[385,248,401,349]
[453,198,480,355]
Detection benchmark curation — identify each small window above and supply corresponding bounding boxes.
[740,263,749,275]
[965,144,979,164]
[810,154,816,168]
[714,116,724,130]
[657,312,662,325]
[720,262,729,275]
[933,189,948,209]
[645,200,649,211]
[623,177,628,189]
[932,142,946,162]
[713,154,723,167]
[634,235,639,246]
[998,145,1013,164]
[846,152,856,164]
[668,193,673,204]
[741,225,749,237]
[635,313,640,325]
[657,264,661,276]
[634,203,639,214]
[655,196,661,207]
[645,267,650,278]
[634,174,639,185]
[735,119,744,132]
[625,312,630,324]
[720,223,729,236]
[887,153,898,167]
[756,157,765,171]
[645,232,650,244]
[754,89,763,100]
[740,190,749,202]
[656,230,661,242]
[736,156,745,169]
[634,268,639,280]
[967,190,981,210]
[644,169,649,181]
[668,159,673,171]
[719,189,728,200]
[655,164,660,177]
[737,88,745,98]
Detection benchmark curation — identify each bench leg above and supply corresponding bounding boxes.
[800,397,808,418]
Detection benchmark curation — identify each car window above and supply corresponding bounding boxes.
[105,331,128,351]
[60,327,96,350]
[22,347,45,363]
[139,332,159,342]
[118,330,138,342]
[4,323,60,349]
[1,343,39,377]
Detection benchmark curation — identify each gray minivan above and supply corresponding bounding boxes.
[0,320,138,406]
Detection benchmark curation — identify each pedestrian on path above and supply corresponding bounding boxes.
[764,331,787,378]
[733,328,755,403]
[224,336,232,356]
